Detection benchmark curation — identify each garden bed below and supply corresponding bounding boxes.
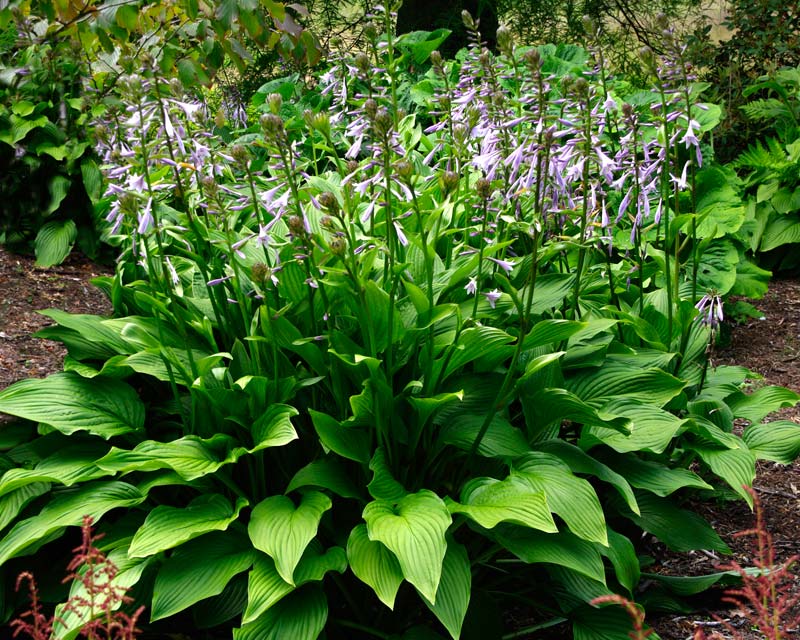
[1,245,798,638]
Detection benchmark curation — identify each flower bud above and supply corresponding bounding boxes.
[328,236,346,256]
[394,160,413,180]
[267,93,283,115]
[260,113,285,140]
[430,50,443,70]
[288,215,305,235]
[215,108,226,129]
[461,10,475,30]
[318,191,339,214]
[231,144,249,168]
[346,160,360,175]
[201,175,218,197]
[363,21,378,41]
[364,98,378,121]
[475,177,492,201]
[251,262,269,286]
[441,170,459,194]
[373,107,394,137]
[355,52,371,76]
[522,48,541,71]
[496,25,513,57]
[582,15,597,37]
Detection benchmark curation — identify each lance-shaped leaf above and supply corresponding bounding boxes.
[129,494,247,558]
[347,524,404,610]
[445,476,557,532]
[363,490,451,603]
[248,491,332,585]
[151,531,256,621]
[420,538,471,640]
[309,409,370,463]
[743,420,800,464]
[0,481,146,564]
[0,373,144,438]
[513,452,607,546]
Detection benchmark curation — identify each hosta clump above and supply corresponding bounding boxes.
[2,13,800,640]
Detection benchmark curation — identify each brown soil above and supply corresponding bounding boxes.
[0,245,112,393]
[0,246,798,639]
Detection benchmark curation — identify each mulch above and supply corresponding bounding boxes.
[0,245,798,639]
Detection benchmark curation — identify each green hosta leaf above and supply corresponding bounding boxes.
[34,219,77,267]
[535,441,639,515]
[445,476,557,532]
[642,569,750,596]
[286,458,363,499]
[0,483,49,532]
[598,450,713,496]
[600,528,640,593]
[522,320,586,349]
[688,239,738,295]
[514,452,607,545]
[694,165,746,239]
[130,494,247,558]
[693,446,756,505]
[363,490,452,603]
[234,586,327,640]
[437,326,515,382]
[251,404,299,450]
[35,310,132,359]
[151,531,256,621]
[310,409,370,463]
[244,544,346,623]
[492,526,606,583]
[565,364,686,407]
[523,389,631,442]
[420,538,471,640]
[98,435,238,481]
[0,441,111,497]
[440,413,529,458]
[583,399,687,454]
[760,215,800,252]
[732,258,772,299]
[726,387,800,424]
[248,491,332,585]
[0,481,146,564]
[572,602,646,640]
[618,492,729,553]
[743,420,800,464]
[368,448,407,501]
[53,549,154,640]
[0,373,144,438]
[347,524,404,609]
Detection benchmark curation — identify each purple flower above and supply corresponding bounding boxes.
[695,292,724,328]
[137,198,153,234]
[464,277,477,296]
[488,257,515,273]
[484,289,502,309]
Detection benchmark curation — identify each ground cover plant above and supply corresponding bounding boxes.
[1,4,800,639]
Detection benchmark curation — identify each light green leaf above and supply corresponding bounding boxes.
[286,458,363,499]
[251,404,299,451]
[35,219,77,267]
[151,531,255,620]
[0,442,111,497]
[446,476,557,532]
[598,450,713,496]
[364,490,452,603]
[310,409,371,463]
[583,399,686,454]
[420,538,471,640]
[440,413,529,458]
[0,483,50,532]
[244,544,346,623]
[234,586,327,640]
[492,526,606,583]
[347,524,404,610]
[368,448,407,501]
[522,320,586,349]
[514,452,607,545]
[693,446,756,505]
[0,373,144,438]
[248,491,332,585]
[566,364,686,407]
[619,492,729,553]
[129,494,246,558]
[726,387,800,424]
[743,420,800,464]
[535,441,639,515]
[0,481,146,564]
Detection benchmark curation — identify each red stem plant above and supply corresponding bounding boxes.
[11,516,144,640]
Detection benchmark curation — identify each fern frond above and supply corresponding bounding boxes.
[740,98,792,123]
[735,139,788,171]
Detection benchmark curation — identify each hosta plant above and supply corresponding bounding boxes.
[1,10,799,640]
